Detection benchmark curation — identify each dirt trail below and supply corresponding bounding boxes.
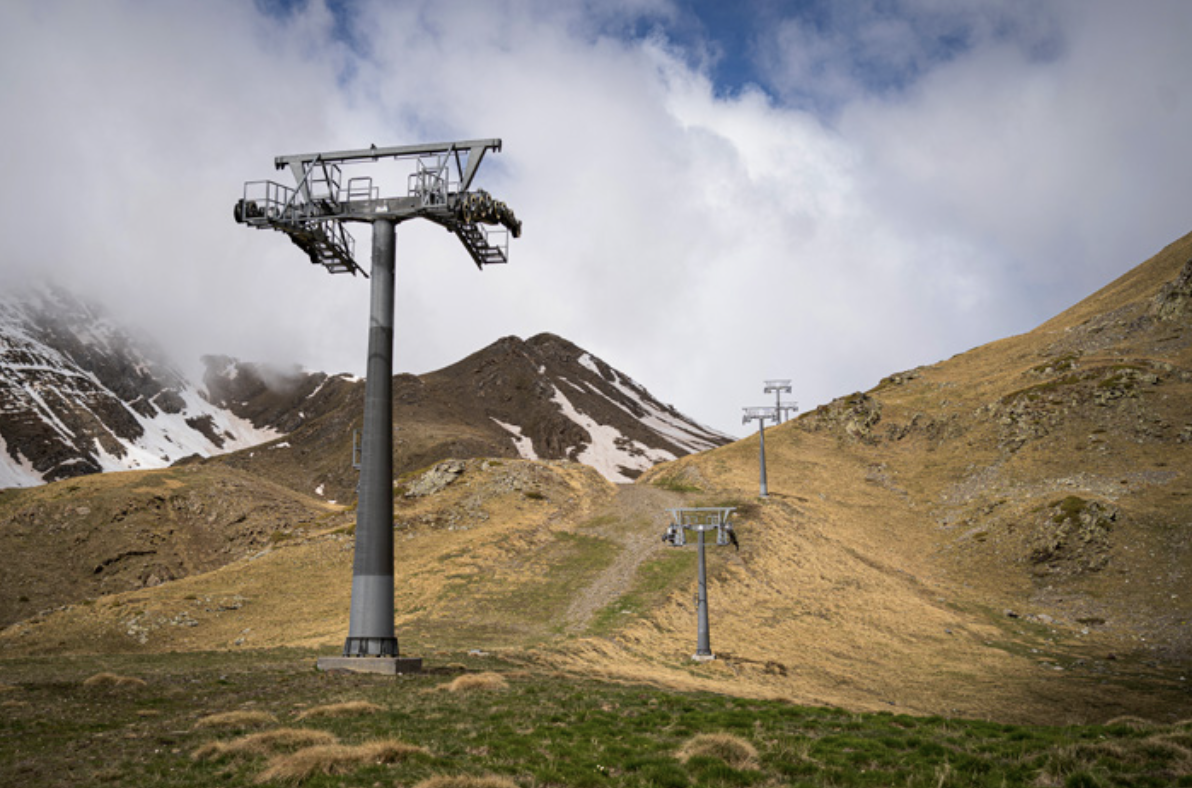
[563,483,686,633]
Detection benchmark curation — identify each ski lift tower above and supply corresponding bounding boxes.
[742,406,777,498]
[764,379,798,423]
[662,507,738,660]
[235,139,520,674]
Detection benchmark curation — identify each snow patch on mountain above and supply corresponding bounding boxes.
[130,386,281,463]
[0,434,39,488]
[576,352,733,453]
[577,353,603,377]
[491,417,538,460]
[549,384,675,483]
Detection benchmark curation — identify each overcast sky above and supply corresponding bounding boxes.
[2,0,1190,437]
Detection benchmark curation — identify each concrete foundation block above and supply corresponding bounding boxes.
[316,656,423,675]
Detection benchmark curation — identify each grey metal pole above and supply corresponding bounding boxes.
[695,527,711,657]
[758,418,769,498]
[344,218,398,657]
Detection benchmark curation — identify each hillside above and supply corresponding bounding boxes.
[0,463,341,628]
[614,228,1192,719]
[1,231,1190,725]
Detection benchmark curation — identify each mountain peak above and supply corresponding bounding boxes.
[416,333,732,483]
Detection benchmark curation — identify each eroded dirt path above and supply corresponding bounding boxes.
[562,483,687,633]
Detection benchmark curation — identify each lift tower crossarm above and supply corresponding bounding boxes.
[237,138,517,275]
[275,139,501,194]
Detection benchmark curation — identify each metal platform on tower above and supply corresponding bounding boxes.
[234,139,521,275]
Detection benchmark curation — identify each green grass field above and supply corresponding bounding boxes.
[3,648,1191,787]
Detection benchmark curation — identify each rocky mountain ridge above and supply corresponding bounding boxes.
[0,284,276,487]
[0,285,730,494]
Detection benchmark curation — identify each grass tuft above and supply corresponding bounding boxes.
[1155,730,1192,749]
[413,775,520,788]
[82,672,146,688]
[294,700,383,720]
[192,728,339,761]
[437,672,508,693]
[254,739,429,784]
[1103,715,1156,730]
[675,732,759,769]
[193,710,279,730]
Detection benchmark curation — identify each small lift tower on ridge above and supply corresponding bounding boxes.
[742,406,777,498]
[662,507,739,660]
[235,140,520,674]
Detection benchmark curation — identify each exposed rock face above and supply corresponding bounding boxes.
[403,460,466,498]
[1151,258,1192,321]
[1028,497,1116,575]
[200,355,348,435]
[977,360,1182,453]
[799,391,883,443]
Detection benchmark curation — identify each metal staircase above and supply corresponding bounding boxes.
[282,220,360,275]
[449,220,508,268]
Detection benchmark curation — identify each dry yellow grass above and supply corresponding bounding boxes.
[192,728,339,761]
[675,733,759,769]
[414,775,520,788]
[1046,736,1192,781]
[193,710,279,730]
[1151,731,1192,751]
[254,739,429,784]
[81,672,146,688]
[294,700,382,720]
[437,672,508,693]
[1105,715,1158,730]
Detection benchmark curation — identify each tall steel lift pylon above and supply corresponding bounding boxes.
[235,139,520,673]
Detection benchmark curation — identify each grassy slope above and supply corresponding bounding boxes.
[7,648,1192,788]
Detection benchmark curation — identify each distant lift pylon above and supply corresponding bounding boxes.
[234,139,520,668]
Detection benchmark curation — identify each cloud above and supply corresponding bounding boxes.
[2,0,1191,437]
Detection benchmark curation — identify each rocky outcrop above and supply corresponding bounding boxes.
[800,392,883,443]
[1151,258,1192,321]
[1027,496,1116,576]
[402,460,466,498]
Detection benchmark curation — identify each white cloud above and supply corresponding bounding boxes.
[2,0,1190,438]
